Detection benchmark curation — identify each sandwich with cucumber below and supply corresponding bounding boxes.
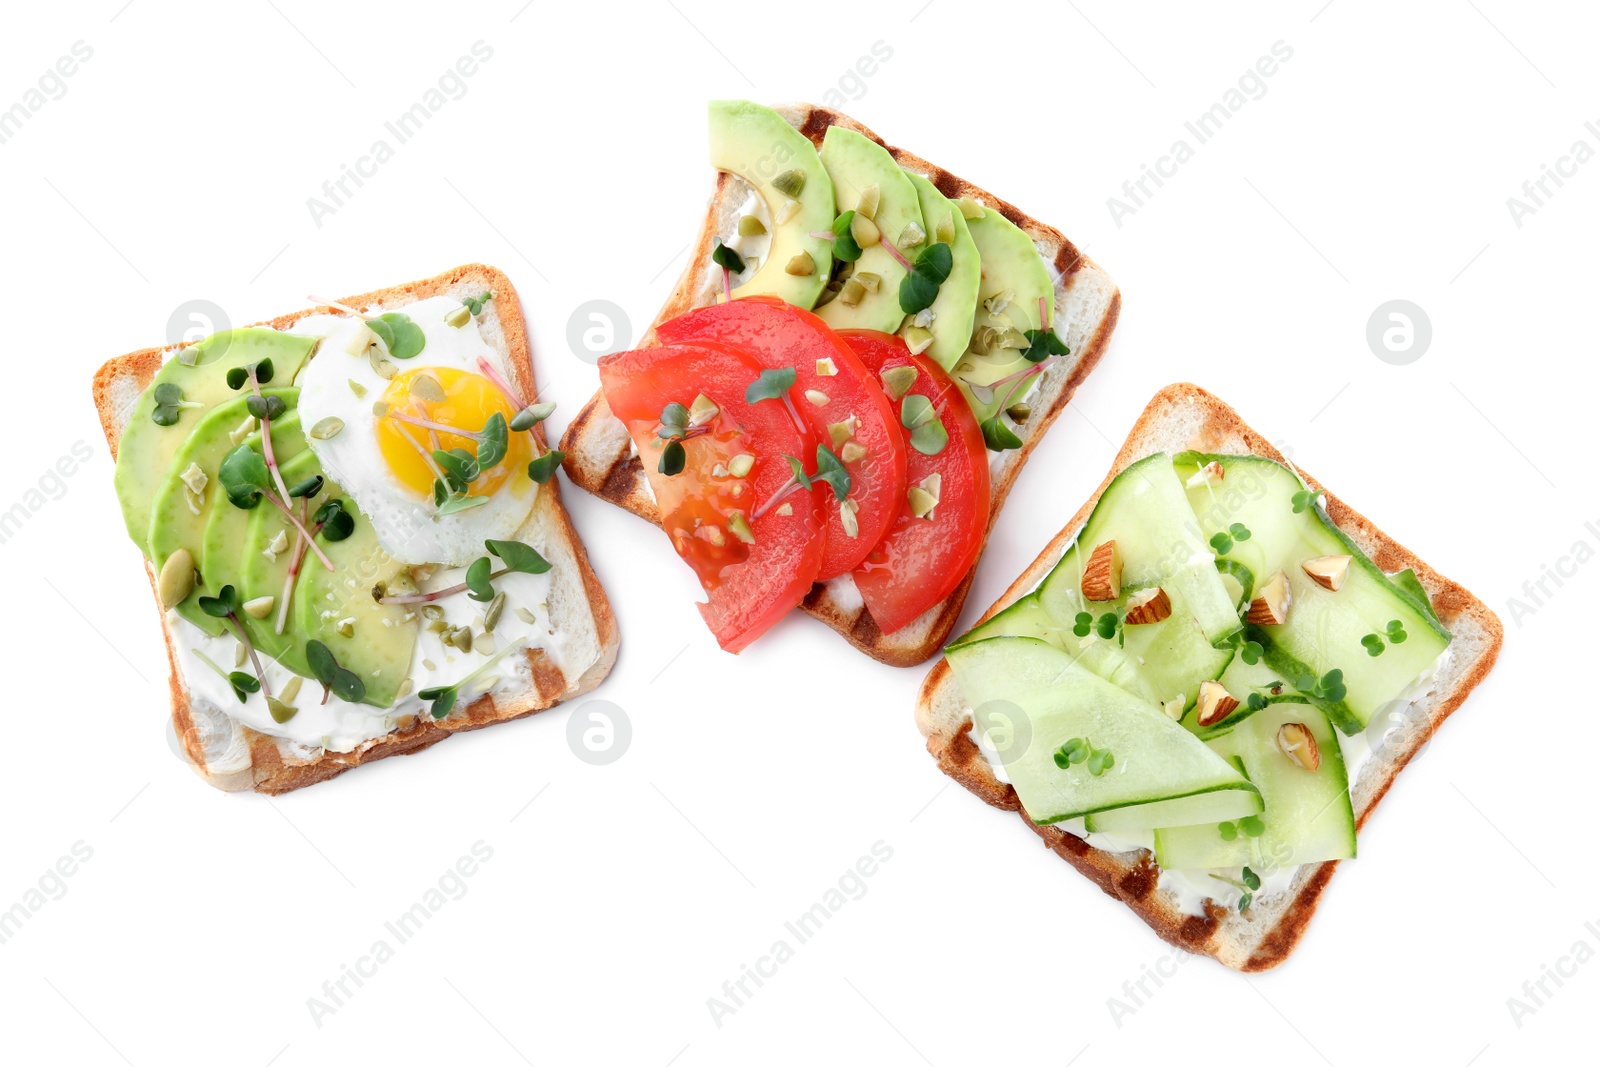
[93,264,618,793]
[916,383,1502,969]
[560,100,1119,663]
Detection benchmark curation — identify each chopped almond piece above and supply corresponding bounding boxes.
[1082,540,1121,601]
[1123,586,1172,626]
[1247,570,1291,625]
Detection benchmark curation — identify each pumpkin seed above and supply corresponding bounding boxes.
[157,549,195,609]
[483,591,506,633]
[410,374,446,402]
[309,416,345,440]
[444,306,472,329]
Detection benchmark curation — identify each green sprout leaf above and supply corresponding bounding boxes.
[1291,489,1319,514]
[151,382,186,425]
[1053,737,1090,768]
[1209,531,1234,555]
[1072,611,1093,638]
[198,584,240,618]
[659,440,686,476]
[900,393,935,430]
[313,498,354,541]
[227,670,260,703]
[433,448,480,491]
[1219,822,1239,841]
[288,474,324,499]
[712,238,745,273]
[1240,639,1264,665]
[1228,522,1252,542]
[1239,892,1253,912]
[1020,328,1069,364]
[245,393,287,421]
[1242,866,1262,891]
[1362,633,1386,657]
[810,445,851,502]
[1239,816,1266,838]
[897,269,938,314]
[463,291,494,316]
[1095,612,1119,640]
[475,412,508,471]
[465,556,495,602]
[527,450,564,484]
[368,312,426,360]
[658,402,689,438]
[1086,747,1114,776]
[1247,692,1268,711]
[909,418,948,456]
[746,367,797,404]
[980,414,1023,452]
[305,639,365,702]
[831,211,863,262]
[419,684,458,720]
[914,242,952,285]
[218,445,272,509]
[436,493,488,516]
[486,539,551,576]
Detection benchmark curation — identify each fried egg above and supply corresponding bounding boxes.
[295,295,537,566]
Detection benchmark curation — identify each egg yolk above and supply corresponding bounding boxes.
[377,366,532,500]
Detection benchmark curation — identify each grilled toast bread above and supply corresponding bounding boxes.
[93,264,619,794]
[559,102,1120,666]
[915,383,1503,970]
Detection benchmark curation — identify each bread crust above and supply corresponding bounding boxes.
[558,102,1120,665]
[92,264,620,795]
[915,383,1504,970]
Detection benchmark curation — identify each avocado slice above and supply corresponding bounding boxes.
[814,127,925,334]
[114,328,317,548]
[229,447,327,671]
[901,171,980,372]
[953,208,1056,423]
[293,484,419,709]
[146,389,304,635]
[709,100,835,309]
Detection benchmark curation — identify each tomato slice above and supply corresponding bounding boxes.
[838,330,991,635]
[598,341,825,653]
[656,297,908,581]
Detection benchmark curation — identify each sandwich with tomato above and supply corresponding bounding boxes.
[561,101,1120,662]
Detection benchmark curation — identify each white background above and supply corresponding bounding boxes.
[1,1,1592,1064]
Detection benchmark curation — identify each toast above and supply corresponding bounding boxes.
[93,264,619,794]
[914,383,1503,970]
[559,102,1120,666]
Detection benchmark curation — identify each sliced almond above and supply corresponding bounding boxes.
[1161,696,1185,721]
[1081,540,1122,601]
[1277,722,1321,771]
[1301,554,1351,592]
[1195,680,1240,727]
[1247,570,1292,625]
[1123,586,1172,626]
[1185,460,1225,488]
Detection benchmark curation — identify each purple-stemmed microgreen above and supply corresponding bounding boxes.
[226,360,294,506]
[712,239,744,302]
[966,295,1071,453]
[417,636,527,720]
[198,585,271,698]
[218,444,334,570]
[377,539,550,606]
[473,356,564,485]
[752,445,851,520]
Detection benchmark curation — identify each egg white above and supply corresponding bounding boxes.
[293,296,538,567]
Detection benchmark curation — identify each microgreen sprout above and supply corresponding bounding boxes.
[1362,619,1408,656]
[899,393,948,456]
[463,291,494,316]
[653,401,705,477]
[1208,523,1253,555]
[897,242,952,315]
[218,444,333,570]
[962,300,1071,452]
[752,445,851,519]
[826,211,863,262]
[980,413,1023,452]
[226,359,297,508]
[150,382,202,426]
[746,367,797,404]
[527,450,564,484]
[417,636,526,720]
[377,538,550,606]
[1291,489,1321,514]
[1053,737,1114,776]
[1071,610,1123,645]
[305,639,366,704]
[197,584,270,697]
[712,238,744,302]
[1210,865,1263,910]
[366,312,426,360]
[1295,668,1348,704]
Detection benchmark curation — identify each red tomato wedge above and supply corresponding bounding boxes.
[655,297,908,581]
[838,330,991,635]
[598,341,826,653]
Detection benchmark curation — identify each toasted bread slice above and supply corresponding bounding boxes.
[559,102,1120,666]
[93,264,619,794]
[915,383,1503,970]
